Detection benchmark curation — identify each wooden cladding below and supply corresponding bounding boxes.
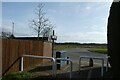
[2,39,52,75]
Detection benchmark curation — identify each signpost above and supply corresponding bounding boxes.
[51,30,57,57]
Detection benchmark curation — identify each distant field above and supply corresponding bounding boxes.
[88,48,107,54]
[54,43,107,51]
[54,43,107,54]
[54,44,81,50]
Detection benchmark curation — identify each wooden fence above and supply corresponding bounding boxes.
[2,39,52,76]
[0,39,2,77]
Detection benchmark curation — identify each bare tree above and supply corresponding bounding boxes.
[30,4,55,40]
[1,31,12,38]
[1,22,15,38]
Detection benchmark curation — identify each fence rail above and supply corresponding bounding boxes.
[20,55,57,77]
[56,58,73,79]
[79,56,110,77]
[20,55,73,79]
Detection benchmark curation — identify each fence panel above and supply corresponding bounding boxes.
[2,39,52,75]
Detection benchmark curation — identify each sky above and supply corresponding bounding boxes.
[1,0,115,2]
[2,2,112,43]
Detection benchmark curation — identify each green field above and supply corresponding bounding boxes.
[54,43,107,54]
[54,44,81,50]
[88,48,107,54]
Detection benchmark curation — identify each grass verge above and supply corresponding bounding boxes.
[88,48,107,54]
[2,71,31,80]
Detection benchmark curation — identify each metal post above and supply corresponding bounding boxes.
[52,30,55,57]
[101,59,104,77]
[70,60,72,79]
[56,58,72,79]
[106,60,109,72]
[52,40,54,57]
[21,55,57,77]
[52,58,57,77]
[79,56,105,77]
[79,58,81,73]
[106,56,110,71]
[20,57,23,71]
[20,55,73,78]
[51,30,57,57]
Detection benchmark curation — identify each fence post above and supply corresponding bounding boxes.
[79,58,81,74]
[101,59,104,77]
[52,58,57,77]
[20,57,23,71]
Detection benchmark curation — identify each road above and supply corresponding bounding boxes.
[54,48,110,79]
[30,48,110,79]
[55,48,108,65]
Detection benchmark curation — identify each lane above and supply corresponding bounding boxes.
[54,48,109,79]
[66,48,109,79]
[66,48,108,66]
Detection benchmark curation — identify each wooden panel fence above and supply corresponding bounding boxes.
[2,39,52,76]
[0,39,2,77]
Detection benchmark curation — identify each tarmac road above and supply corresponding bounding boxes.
[55,48,108,66]
[54,48,110,79]
[30,48,110,79]
[66,48,108,65]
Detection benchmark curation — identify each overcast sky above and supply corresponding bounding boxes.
[2,2,112,43]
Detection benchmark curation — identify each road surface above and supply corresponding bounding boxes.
[55,48,108,65]
[54,48,110,79]
[30,48,110,79]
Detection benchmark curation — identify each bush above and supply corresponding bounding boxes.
[2,71,31,80]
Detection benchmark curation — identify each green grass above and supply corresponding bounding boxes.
[88,48,107,54]
[54,44,107,50]
[54,44,95,50]
[2,71,31,80]
[54,44,107,54]
[54,45,79,50]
